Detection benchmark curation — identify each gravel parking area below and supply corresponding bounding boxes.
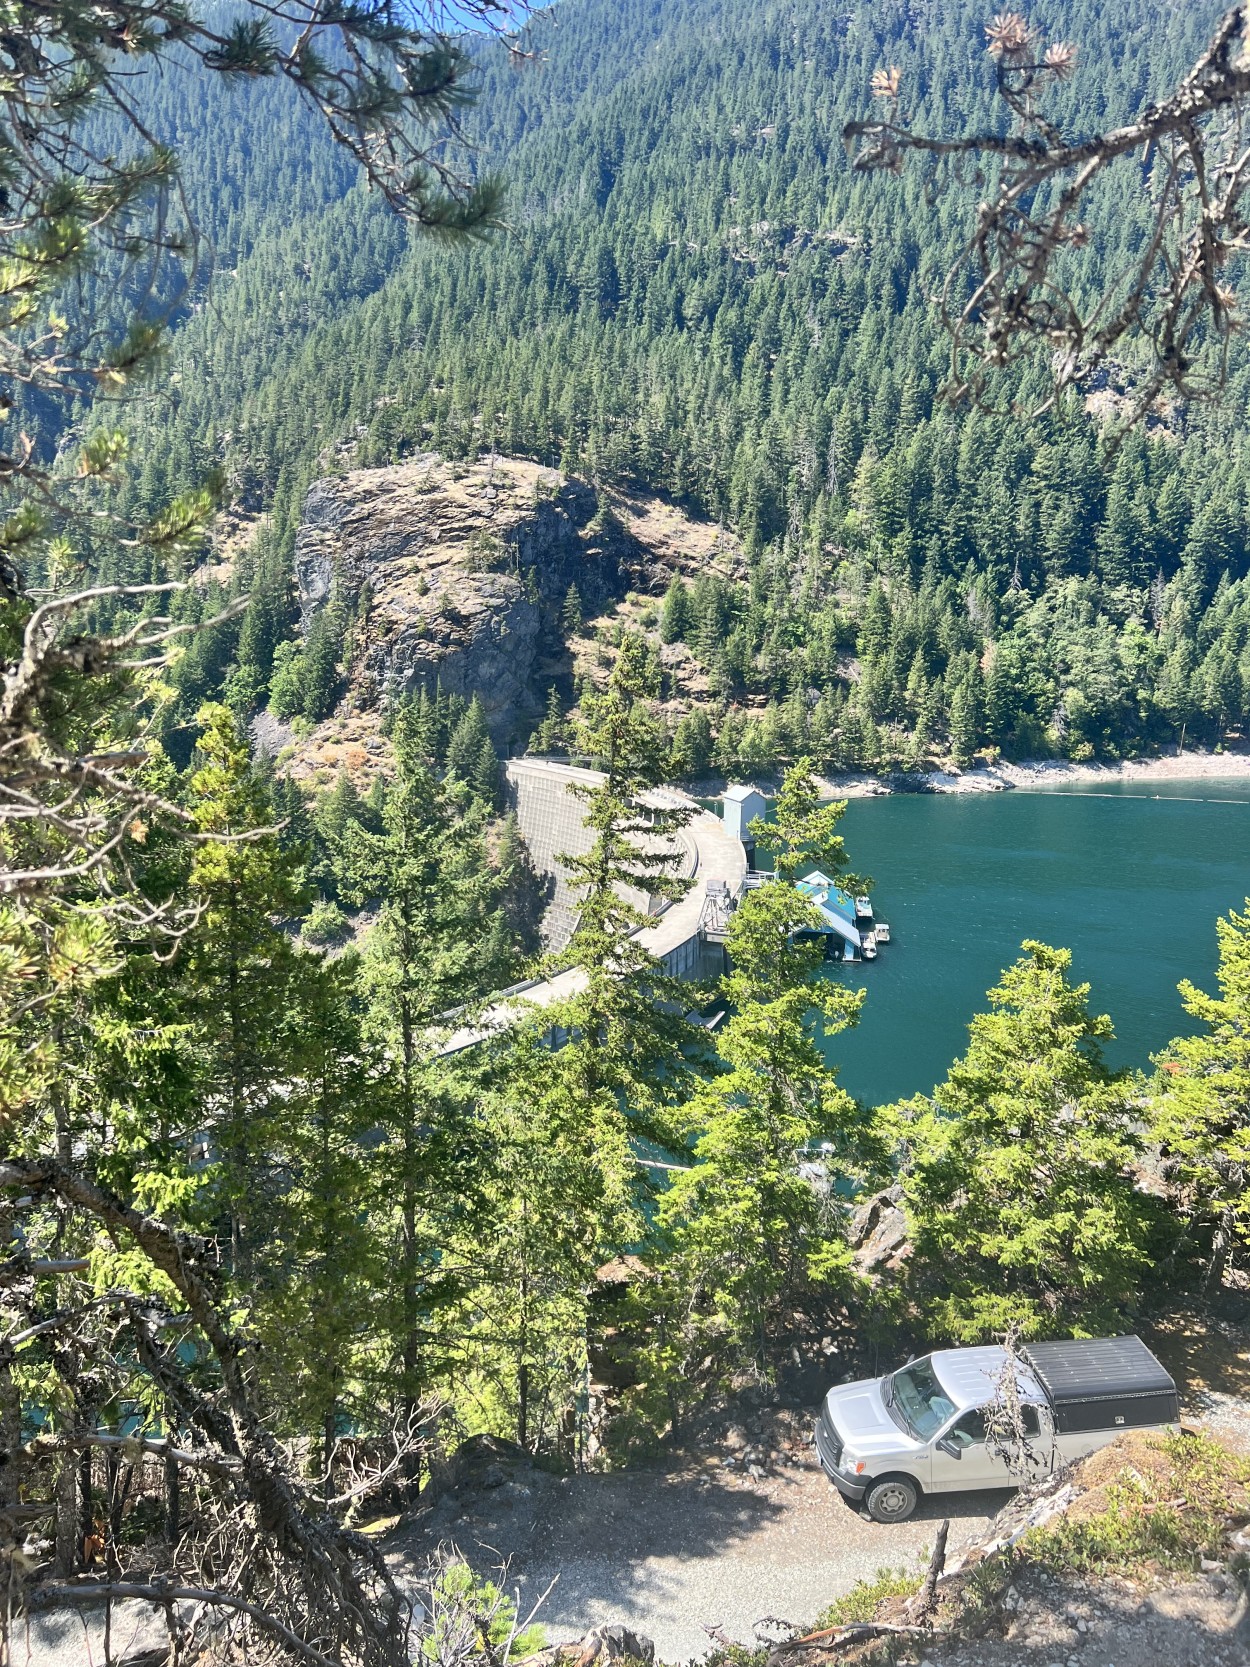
[390,1435,1008,1663]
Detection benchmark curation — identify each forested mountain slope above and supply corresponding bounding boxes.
[15,6,1250,1637]
[135,0,1250,767]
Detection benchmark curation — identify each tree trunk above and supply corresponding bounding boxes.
[54,1453,78,1575]
[518,1245,530,1453]
[1205,1201,1237,1293]
[0,1206,22,1532]
[105,1448,120,1574]
[324,1410,337,1508]
[228,947,246,1279]
[164,1448,180,1547]
[910,1519,949,1620]
[401,1108,419,1417]
[78,1446,93,1562]
[399,971,423,1424]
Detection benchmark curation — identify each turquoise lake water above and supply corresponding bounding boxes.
[823,779,1250,1106]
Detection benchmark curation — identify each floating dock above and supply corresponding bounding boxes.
[792,869,889,962]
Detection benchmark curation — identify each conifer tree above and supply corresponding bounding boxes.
[255,958,385,1482]
[473,735,503,810]
[655,764,874,1375]
[316,769,367,849]
[670,708,713,778]
[561,584,584,634]
[445,696,492,786]
[179,704,309,1272]
[1151,901,1250,1287]
[441,695,502,808]
[455,1028,638,1452]
[267,639,307,722]
[660,578,692,644]
[896,942,1154,1339]
[302,604,344,722]
[555,633,701,1112]
[949,675,981,768]
[477,636,704,1438]
[339,725,505,1408]
[529,685,566,755]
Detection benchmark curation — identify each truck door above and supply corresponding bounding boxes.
[930,1405,1046,1493]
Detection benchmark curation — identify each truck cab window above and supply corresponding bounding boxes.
[948,1409,985,1446]
[886,1357,956,1440]
[950,1404,1041,1448]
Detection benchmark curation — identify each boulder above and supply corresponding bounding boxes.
[847,1183,911,1277]
[572,1625,656,1667]
[518,1626,656,1667]
[422,1433,530,1506]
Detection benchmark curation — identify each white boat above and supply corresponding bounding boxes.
[854,895,873,920]
[875,922,891,943]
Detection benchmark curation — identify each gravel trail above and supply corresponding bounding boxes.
[390,1442,1007,1663]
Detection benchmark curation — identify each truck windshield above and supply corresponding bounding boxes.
[885,1358,956,1441]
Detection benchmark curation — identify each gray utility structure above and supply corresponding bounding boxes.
[721,783,767,853]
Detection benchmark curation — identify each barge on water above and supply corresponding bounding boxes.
[715,785,891,963]
[794,869,890,962]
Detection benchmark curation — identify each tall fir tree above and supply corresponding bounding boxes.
[339,723,506,1408]
[896,942,1155,1339]
[1151,901,1250,1288]
[179,704,309,1273]
[254,958,387,1481]
[655,764,876,1379]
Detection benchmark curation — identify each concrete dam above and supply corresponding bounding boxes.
[440,760,749,1052]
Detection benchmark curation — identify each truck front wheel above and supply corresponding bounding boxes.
[864,1475,919,1523]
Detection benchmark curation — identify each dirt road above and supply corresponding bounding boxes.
[389,1440,1007,1662]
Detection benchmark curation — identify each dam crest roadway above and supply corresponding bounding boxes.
[439,759,748,1054]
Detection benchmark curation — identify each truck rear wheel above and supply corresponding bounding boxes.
[864,1475,919,1523]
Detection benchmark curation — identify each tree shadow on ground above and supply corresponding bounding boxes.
[1143,1300,1250,1409]
[388,1456,1010,1652]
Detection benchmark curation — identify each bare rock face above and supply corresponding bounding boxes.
[847,1183,911,1277]
[293,454,744,739]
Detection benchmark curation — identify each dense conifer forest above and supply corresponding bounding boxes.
[6,3,1250,1660]
[103,0,1250,769]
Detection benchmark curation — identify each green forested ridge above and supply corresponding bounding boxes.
[121,0,1250,768]
[11,2,1250,1652]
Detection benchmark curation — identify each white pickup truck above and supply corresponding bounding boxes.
[814,1334,1180,1523]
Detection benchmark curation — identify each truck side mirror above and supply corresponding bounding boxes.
[936,1436,962,1460]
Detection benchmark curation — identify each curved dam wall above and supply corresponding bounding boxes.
[441,762,747,1053]
[505,759,609,949]
[502,758,744,978]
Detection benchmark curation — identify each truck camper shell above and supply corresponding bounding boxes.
[816,1331,1183,1523]
[1020,1335,1180,1435]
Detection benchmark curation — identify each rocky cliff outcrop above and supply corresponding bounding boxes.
[293,454,743,740]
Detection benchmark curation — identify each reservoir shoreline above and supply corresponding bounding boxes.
[743,748,1250,801]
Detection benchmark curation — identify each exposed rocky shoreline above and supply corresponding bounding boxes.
[802,750,1250,800]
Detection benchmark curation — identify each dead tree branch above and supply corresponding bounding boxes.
[907,1519,949,1621]
[0,1156,414,1667]
[844,6,1250,428]
[30,1580,339,1667]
